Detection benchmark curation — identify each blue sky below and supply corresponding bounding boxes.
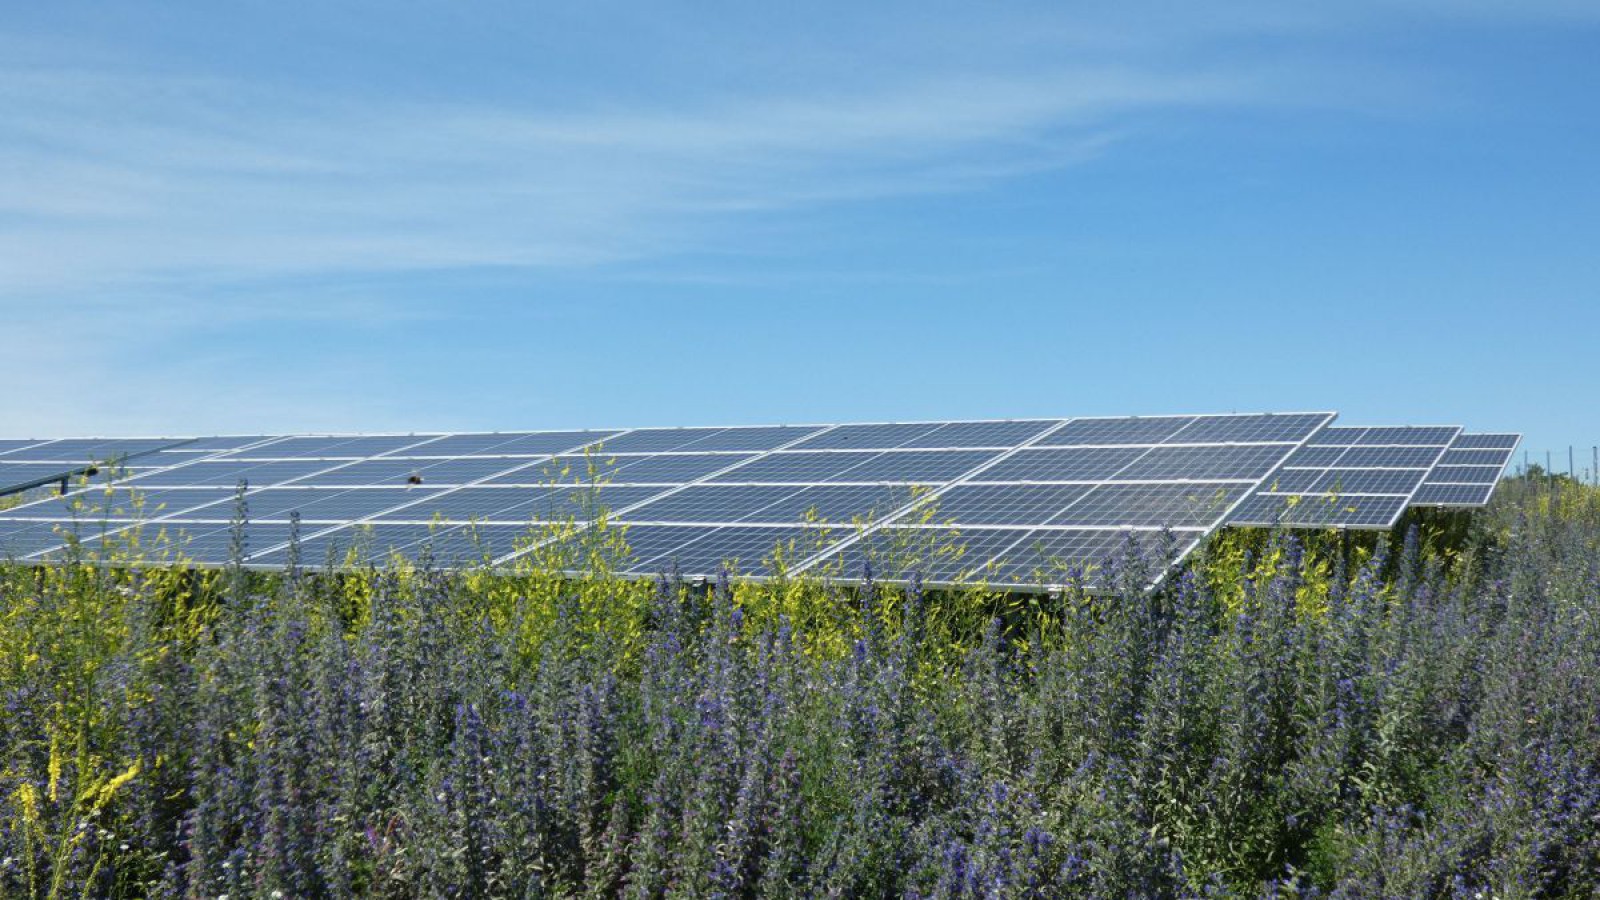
[3,2,1597,469]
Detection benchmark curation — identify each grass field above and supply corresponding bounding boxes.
[1,474,1597,897]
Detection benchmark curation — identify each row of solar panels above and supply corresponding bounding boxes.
[0,414,1519,589]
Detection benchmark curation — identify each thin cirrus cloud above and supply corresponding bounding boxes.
[0,60,1253,299]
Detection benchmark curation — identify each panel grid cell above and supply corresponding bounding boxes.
[372,486,665,524]
[390,431,618,458]
[0,440,50,457]
[1304,468,1427,496]
[920,484,1093,526]
[982,529,1183,588]
[1440,448,1514,466]
[1425,465,1505,485]
[787,423,947,451]
[617,485,809,524]
[1334,446,1447,468]
[294,458,522,487]
[1048,484,1251,528]
[230,435,438,459]
[1451,434,1520,451]
[900,420,1062,449]
[603,525,834,578]
[817,450,999,483]
[1034,417,1195,447]
[1411,484,1496,506]
[738,484,925,525]
[1228,493,1409,529]
[674,426,831,452]
[1113,445,1288,481]
[704,451,882,484]
[535,453,759,486]
[822,526,1023,583]
[970,447,1149,483]
[251,523,534,568]
[1167,413,1333,444]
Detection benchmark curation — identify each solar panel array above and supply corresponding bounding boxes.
[0,414,1522,590]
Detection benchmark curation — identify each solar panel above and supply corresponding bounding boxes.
[0,412,1523,591]
[0,437,195,498]
[1411,432,1521,507]
[1228,425,1460,529]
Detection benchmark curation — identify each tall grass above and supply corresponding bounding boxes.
[1,477,1598,897]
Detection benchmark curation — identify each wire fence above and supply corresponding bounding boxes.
[1512,445,1600,486]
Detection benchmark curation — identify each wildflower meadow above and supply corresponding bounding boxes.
[1,474,1597,897]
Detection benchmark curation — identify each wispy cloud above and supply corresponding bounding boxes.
[0,62,1254,301]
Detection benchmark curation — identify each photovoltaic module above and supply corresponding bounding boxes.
[0,414,1520,589]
